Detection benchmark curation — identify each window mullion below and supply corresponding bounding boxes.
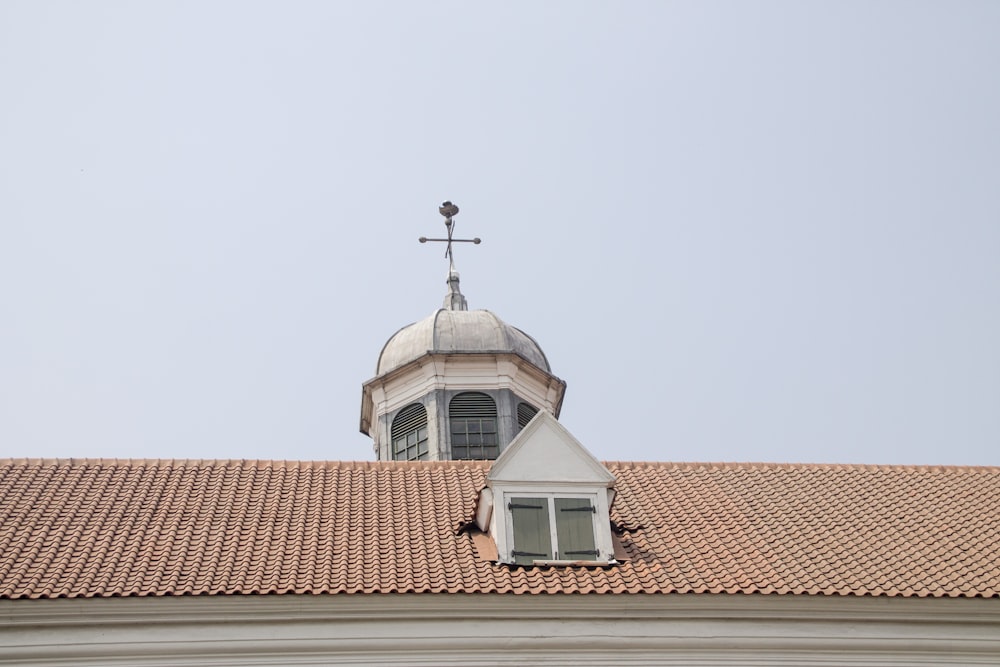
[547,498,559,560]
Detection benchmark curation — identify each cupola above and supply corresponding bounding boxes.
[359,203,566,461]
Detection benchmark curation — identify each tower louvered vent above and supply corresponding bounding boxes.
[449,392,496,417]
[517,402,539,430]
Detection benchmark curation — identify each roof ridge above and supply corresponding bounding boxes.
[2,458,997,471]
[0,458,495,470]
[604,460,1000,472]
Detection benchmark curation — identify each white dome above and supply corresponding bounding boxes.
[376,309,551,375]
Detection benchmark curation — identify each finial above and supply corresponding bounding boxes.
[419,201,481,311]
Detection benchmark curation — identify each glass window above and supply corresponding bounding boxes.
[391,404,429,461]
[449,392,499,459]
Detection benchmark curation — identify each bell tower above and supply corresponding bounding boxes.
[359,203,566,461]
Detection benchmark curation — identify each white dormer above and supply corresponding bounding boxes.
[476,410,617,565]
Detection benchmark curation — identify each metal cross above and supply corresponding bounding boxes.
[419,201,481,270]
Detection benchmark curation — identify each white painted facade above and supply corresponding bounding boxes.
[3,594,998,666]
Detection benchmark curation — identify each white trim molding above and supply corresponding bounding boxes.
[1,594,998,666]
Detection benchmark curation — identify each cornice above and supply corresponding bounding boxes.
[3,594,998,666]
[4,592,999,626]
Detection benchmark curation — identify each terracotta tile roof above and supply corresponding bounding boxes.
[1,458,998,599]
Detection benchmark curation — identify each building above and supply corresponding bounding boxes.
[1,209,999,665]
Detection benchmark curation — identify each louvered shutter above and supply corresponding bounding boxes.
[554,497,598,559]
[509,497,552,564]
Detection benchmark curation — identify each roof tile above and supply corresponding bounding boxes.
[0,458,998,598]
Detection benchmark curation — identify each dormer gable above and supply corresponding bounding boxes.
[487,410,617,485]
[479,411,617,565]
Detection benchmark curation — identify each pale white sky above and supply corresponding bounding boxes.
[1,1,998,465]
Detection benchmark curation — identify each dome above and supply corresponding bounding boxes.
[376,309,552,376]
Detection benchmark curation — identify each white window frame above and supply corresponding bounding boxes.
[493,484,615,565]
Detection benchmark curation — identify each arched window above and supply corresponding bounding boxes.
[517,402,539,430]
[449,392,498,460]
[391,403,429,461]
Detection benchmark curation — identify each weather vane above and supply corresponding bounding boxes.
[419,201,481,271]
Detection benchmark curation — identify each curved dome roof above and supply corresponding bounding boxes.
[376,309,551,376]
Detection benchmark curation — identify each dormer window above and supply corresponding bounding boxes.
[508,494,599,564]
[480,410,618,566]
[450,392,498,460]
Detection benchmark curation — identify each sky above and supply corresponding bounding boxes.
[1,1,998,466]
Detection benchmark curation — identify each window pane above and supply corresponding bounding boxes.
[554,497,597,560]
[510,497,552,565]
